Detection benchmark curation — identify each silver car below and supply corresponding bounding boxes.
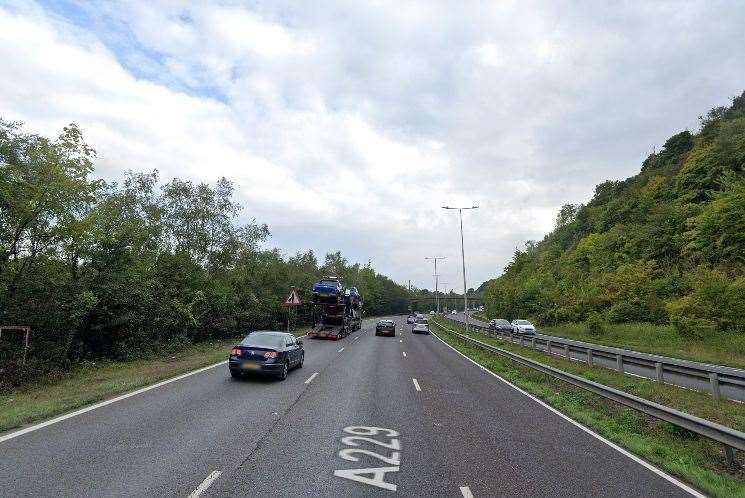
[412,318,430,334]
[511,319,536,335]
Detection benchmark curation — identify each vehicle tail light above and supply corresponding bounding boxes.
[230,348,242,357]
[264,351,278,358]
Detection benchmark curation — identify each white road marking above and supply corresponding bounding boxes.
[305,372,319,384]
[338,347,345,352]
[353,336,360,341]
[429,331,705,498]
[0,360,227,444]
[412,378,421,391]
[188,470,222,498]
[460,486,474,498]
[399,339,403,343]
[402,352,407,357]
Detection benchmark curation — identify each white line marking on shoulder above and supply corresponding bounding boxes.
[429,331,704,498]
[305,372,319,384]
[188,470,222,498]
[459,486,474,498]
[0,360,227,444]
[412,378,421,391]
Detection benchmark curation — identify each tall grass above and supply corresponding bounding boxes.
[542,322,745,369]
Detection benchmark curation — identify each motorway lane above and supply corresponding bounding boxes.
[1,315,695,497]
[0,320,374,497]
[209,315,692,497]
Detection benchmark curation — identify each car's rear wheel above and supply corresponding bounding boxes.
[298,353,304,368]
[230,370,242,379]
[278,361,289,381]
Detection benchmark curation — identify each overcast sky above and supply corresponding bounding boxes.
[1,1,744,290]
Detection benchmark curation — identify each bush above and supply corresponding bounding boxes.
[669,314,715,339]
[607,301,647,323]
[584,312,606,337]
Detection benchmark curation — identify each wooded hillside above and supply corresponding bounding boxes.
[485,92,745,338]
[0,120,410,388]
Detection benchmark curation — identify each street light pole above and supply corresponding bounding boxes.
[442,205,479,331]
[424,256,447,313]
[439,282,448,312]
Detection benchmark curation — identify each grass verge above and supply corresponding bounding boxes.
[541,322,745,370]
[0,338,240,434]
[431,319,745,497]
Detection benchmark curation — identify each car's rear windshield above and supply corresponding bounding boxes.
[320,280,338,286]
[240,333,284,348]
[494,319,510,325]
[415,318,428,324]
[516,320,531,325]
[379,320,394,325]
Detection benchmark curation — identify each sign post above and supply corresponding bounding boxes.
[282,287,302,333]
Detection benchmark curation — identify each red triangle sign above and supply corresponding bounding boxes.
[284,287,302,306]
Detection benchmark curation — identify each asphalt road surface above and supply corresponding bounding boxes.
[1,316,698,497]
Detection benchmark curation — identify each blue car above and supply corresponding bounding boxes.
[312,277,343,303]
[229,331,304,380]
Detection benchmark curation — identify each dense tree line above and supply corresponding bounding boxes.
[485,92,745,338]
[0,120,410,388]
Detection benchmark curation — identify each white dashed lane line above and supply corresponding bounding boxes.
[188,470,222,498]
[412,378,421,392]
[305,372,319,384]
[402,352,407,357]
[459,485,474,498]
[338,347,345,352]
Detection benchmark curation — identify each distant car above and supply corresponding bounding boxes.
[406,315,416,324]
[488,319,512,334]
[376,319,396,337]
[511,319,536,335]
[451,310,457,315]
[412,318,430,334]
[229,331,304,380]
[429,310,436,315]
[416,313,425,320]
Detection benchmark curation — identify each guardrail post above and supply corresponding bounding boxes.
[724,445,735,467]
[710,373,722,401]
[587,349,593,367]
[508,330,513,342]
[546,339,551,355]
[531,337,536,350]
[564,345,570,360]
[519,336,524,347]
[655,362,664,384]
[616,354,624,373]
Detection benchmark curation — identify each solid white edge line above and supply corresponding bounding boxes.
[429,330,705,498]
[305,372,319,384]
[459,485,474,498]
[412,378,421,391]
[188,470,222,498]
[0,360,227,444]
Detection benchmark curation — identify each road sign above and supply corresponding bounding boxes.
[283,287,302,307]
